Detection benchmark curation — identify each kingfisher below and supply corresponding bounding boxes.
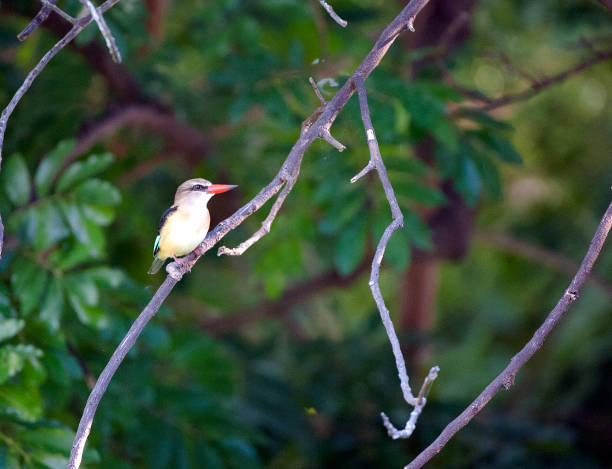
[148,178,237,274]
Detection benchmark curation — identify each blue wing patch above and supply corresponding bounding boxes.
[153,234,161,256]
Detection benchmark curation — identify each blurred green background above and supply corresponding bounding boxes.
[0,0,611,467]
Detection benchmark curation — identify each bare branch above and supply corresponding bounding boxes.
[80,0,122,63]
[475,229,612,298]
[317,0,347,28]
[67,0,432,464]
[352,74,439,438]
[447,48,612,112]
[406,201,612,468]
[68,275,178,469]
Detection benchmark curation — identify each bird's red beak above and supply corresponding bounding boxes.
[206,184,238,194]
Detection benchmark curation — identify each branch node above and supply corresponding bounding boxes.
[80,0,122,63]
[564,289,579,301]
[320,128,346,152]
[351,161,376,183]
[408,17,416,32]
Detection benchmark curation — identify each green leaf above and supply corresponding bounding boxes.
[20,427,99,462]
[59,201,88,243]
[0,382,42,422]
[431,118,459,152]
[470,150,502,200]
[0,345,42,384]
[0,285,15,316]
[1,154,31,207]
[473,131,522,164]
[457,108,512,131]
[10,261,48,316]
[81,204,115,226]
[33,202,70,251]
[83,267,125,288]
[65,274,107,327]
[56,153,114,192]
[73,179,121,206]
[319,191,366,235]
[34,139,76,196]
[49,243,91,271]
[334,217,367,276]
[393,100,410,135]
[0,319,24,343]
[394,180,446,206]
[29,453,68,469]
[40,278,64,333]
[454,156,482,207]
[405,212,432,250]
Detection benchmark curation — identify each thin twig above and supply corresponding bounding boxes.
[80,0,122,63]
[309,76,327,105]
[67,0,432,465]
[461,49,612,112]
[352,74,439,438]
[0,215,3,259]
[405,201,612,468]
[217,170,299,256]
[317,0,347,27]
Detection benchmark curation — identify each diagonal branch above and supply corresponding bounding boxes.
[480,49,612,111]
[405,201,612,469]
[67,0,433,466]
[352,74,439,439]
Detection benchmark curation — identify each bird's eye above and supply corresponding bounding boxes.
[192,184,203,191]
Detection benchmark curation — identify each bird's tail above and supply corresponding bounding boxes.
[148,256,165,274]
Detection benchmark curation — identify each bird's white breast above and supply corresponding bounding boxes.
[158,201,210,258]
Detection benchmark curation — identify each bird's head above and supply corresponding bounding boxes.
[174,178,237,205]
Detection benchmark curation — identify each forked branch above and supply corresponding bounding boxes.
[352,75,439,438]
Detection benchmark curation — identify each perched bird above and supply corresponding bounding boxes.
[148,178,237,274]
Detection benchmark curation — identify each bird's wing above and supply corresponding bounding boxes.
[153,205,178,256]
[158,205,178,232]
